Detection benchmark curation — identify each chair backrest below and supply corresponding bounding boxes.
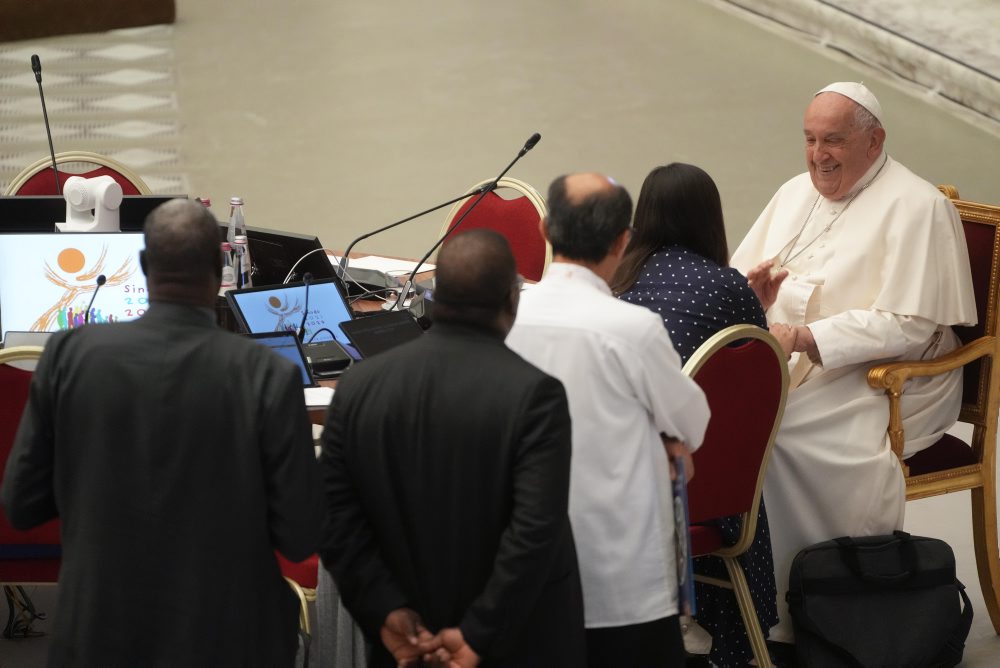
[682,325,788,546]
[3,150,151,196]
[438,177,551,281]
[938,187,1000,426]
[0,346,61,547]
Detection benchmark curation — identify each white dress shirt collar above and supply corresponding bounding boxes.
[542,261,612,296]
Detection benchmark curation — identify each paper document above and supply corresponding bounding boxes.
[673,458,696,617]
[304,386,335,409]
[330,255,435,274]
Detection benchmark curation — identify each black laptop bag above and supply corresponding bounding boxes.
[787,531,972,667]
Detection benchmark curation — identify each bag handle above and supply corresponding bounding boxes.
[835,531,918,586]
[932,581,973,667]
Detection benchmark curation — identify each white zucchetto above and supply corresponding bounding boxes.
[815,81,883,124]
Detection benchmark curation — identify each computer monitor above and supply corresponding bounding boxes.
[0,195,185,233]
[0,232,148,339]
[217,224,336,286]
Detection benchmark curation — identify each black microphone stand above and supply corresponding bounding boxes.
[297,272,313,342]
[388,133,541,311]
[84,275,106,324]
[31,55,61,194]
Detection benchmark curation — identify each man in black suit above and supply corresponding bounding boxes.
[1,199,320,666]
[321,229,584,667]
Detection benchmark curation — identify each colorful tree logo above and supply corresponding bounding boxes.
[32,245,136,331]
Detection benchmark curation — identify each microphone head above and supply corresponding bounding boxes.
[523,132,541,151]
[96,274,107,286]
[303,272,313,285]
[31,54,42,82]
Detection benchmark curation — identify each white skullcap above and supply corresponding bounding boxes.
[815,81,883,124]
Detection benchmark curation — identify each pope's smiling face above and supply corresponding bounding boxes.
[803,92,885,201]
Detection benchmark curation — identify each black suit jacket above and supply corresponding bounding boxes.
[320,321,584,666]
[1,303,321,667]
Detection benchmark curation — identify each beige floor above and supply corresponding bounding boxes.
[166,0,998,259]
[1,0,999,665]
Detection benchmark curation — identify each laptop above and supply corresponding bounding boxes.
[247,330,336,409]
[339,309,424,358]
[2,330,53,349]
[216,223,338,286]
[247,331,317,387]
[226,277,355,377]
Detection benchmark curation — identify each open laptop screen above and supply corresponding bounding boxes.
[247,331,316,387]
[226,277,354,348]
[0,232,147,340]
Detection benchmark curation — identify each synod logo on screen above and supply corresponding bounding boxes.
[266,295,304,333]
[0,233,148,340]
[32,244,138,331]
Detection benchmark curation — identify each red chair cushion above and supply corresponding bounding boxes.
[276,552,319,589]
[690,524,724,556]
[903,433,977,477]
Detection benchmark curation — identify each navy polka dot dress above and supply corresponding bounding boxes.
[620,245,779,667]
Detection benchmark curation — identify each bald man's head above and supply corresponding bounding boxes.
[432,229,519,334]
[141,199,221,304]
[545,172,632,263]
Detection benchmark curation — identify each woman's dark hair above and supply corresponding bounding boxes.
[610,163,729,295]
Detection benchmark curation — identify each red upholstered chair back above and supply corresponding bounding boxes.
[682,325,788,526]
[14,166,144,196]
[439,178,550,282]
[3,151,150,196]
[954,216,999,416]
[0,346,61,582]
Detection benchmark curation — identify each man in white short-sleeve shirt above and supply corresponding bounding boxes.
[506,172,710,667]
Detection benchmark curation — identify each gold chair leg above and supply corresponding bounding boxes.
[723,556,775,668]
[283,576,311,636]
[971,483,1000,634]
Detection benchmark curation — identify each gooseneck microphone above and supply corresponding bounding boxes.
[389,132,542,310]
[298,272,313,342]
[84,275,107,324]
[519,132,541,156]
[31,54,61,194]
[338,186,492,278]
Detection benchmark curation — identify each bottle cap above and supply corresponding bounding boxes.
[197,197,212,208]
[221,242,232,251]
[230,196,244,206]
[233,235,248,244]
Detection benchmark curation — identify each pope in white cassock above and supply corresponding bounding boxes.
[730,82,977,642]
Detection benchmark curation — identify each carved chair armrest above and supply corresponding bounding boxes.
[867,336,995,466]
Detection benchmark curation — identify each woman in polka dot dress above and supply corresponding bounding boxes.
[611,163,778,667]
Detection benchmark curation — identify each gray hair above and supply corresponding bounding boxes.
[853,103,882,133]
